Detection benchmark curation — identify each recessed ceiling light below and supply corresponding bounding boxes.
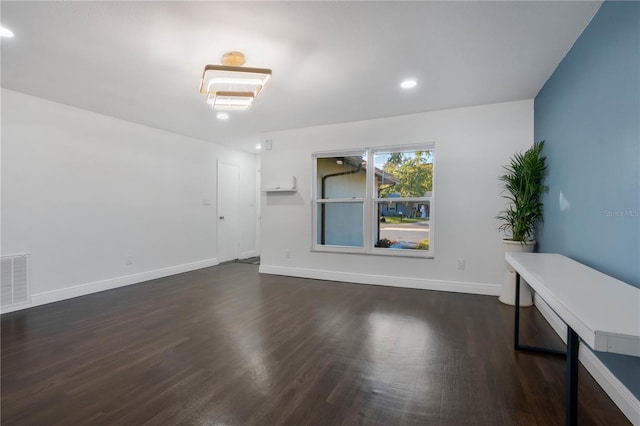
[0,26,14,38]
[400,79,417,89]
[255,144,262,150]
[216,112,229,120]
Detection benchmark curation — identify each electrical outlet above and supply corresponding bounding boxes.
[126,256,133,266]
[456,259,465,270]
[285,249,291,259]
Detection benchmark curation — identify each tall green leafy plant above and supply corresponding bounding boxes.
[497,140,548,242]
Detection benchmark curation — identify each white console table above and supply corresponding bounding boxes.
[505,252,640,426]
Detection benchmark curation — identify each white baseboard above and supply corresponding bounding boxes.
[1,258,219,314]
[258,264,501,296]
[239,250,259,260]
[534,294,640,425]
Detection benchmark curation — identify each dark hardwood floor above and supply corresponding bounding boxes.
[1,263,630,425]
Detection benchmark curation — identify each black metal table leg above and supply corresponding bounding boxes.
[513,272,566,357]
[514,271,521,350]
[566,326,579,426]
[512,270,579,426]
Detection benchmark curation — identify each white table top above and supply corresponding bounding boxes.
[506,252,640,357]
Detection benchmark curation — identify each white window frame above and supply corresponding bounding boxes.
[311,143,434,258]
[311,149,367,254]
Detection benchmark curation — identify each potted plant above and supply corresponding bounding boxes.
[497,140,548,306]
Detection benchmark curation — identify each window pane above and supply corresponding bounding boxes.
[375,201,430,250]
[317,202,363,247]
[373,150,433,198]
[316,155,366,199]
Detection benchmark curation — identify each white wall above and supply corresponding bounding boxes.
[1,89,259,312]
[260,100,533,294]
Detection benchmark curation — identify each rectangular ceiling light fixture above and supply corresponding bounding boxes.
[199,64,272,111]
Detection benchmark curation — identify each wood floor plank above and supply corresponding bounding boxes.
[1,262,631,425]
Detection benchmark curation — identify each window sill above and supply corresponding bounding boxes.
[311,247,433,258]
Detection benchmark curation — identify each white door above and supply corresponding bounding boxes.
[217,162,241,262]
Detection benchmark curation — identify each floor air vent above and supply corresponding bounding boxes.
[1,254,30,308]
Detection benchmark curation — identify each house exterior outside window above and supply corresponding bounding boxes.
[312,144,434,258]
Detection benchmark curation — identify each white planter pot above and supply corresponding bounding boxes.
[499,240,535,307]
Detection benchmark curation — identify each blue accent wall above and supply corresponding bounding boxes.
[535,1,640,400]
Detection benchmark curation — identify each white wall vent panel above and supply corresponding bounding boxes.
[1,254,30,308]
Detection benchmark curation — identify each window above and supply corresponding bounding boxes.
[312,144,434,257]
[314,152,366,250]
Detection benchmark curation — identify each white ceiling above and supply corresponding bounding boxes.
[1,1,601,153]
